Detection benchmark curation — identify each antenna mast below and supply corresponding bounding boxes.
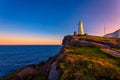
[104,23,106,35]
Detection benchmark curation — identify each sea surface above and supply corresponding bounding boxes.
[0,45,61,78]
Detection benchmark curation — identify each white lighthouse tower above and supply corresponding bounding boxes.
[78,21,84,35]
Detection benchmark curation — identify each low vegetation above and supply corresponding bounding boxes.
[58,46,120,80]
[1,35,120,80]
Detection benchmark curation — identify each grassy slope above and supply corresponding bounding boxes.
[2,35,120,80]
[58,46,120,80]
[76,35,120,43]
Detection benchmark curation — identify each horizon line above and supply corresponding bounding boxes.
[0,44,61,46]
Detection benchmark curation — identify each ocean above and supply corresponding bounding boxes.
[0,45,61,78]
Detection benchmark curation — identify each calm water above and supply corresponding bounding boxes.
[0,45,61,78]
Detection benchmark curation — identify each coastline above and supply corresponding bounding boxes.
[1,35,120,80]
[0,45,61,79]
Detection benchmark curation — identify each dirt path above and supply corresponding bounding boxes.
[105,48,120,56]
[90,41,120,57]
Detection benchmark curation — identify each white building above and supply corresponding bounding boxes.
[104,29,120,38]
[78,21,84,35]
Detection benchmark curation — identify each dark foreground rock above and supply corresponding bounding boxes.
[16,67,38,80]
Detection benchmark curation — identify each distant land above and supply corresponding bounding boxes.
[104,29,120,38]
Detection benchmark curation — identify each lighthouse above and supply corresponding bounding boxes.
[78,21,84,35]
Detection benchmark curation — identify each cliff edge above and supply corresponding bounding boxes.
[1,35,120,80]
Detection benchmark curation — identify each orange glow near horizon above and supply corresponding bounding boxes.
[0,0,120,45]
[0,35,61,45]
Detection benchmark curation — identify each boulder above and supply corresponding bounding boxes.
[16,67,38,80]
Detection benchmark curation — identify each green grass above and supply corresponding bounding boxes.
[2,35,120,80]
[64,46,118,60]
[58,46,120,80]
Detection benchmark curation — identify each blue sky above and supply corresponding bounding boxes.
[0,0,120,44]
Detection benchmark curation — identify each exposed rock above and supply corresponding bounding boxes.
[56,53,64,62]
[48,62,59,80]
[102,48,120,56]
[42,62,51,74]
[2,35,120,80]
[62,35,119,48]
[16,67,38,80]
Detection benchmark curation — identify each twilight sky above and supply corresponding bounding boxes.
[0,0,120,45]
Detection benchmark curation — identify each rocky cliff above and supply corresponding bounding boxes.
[1,35,120,80]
